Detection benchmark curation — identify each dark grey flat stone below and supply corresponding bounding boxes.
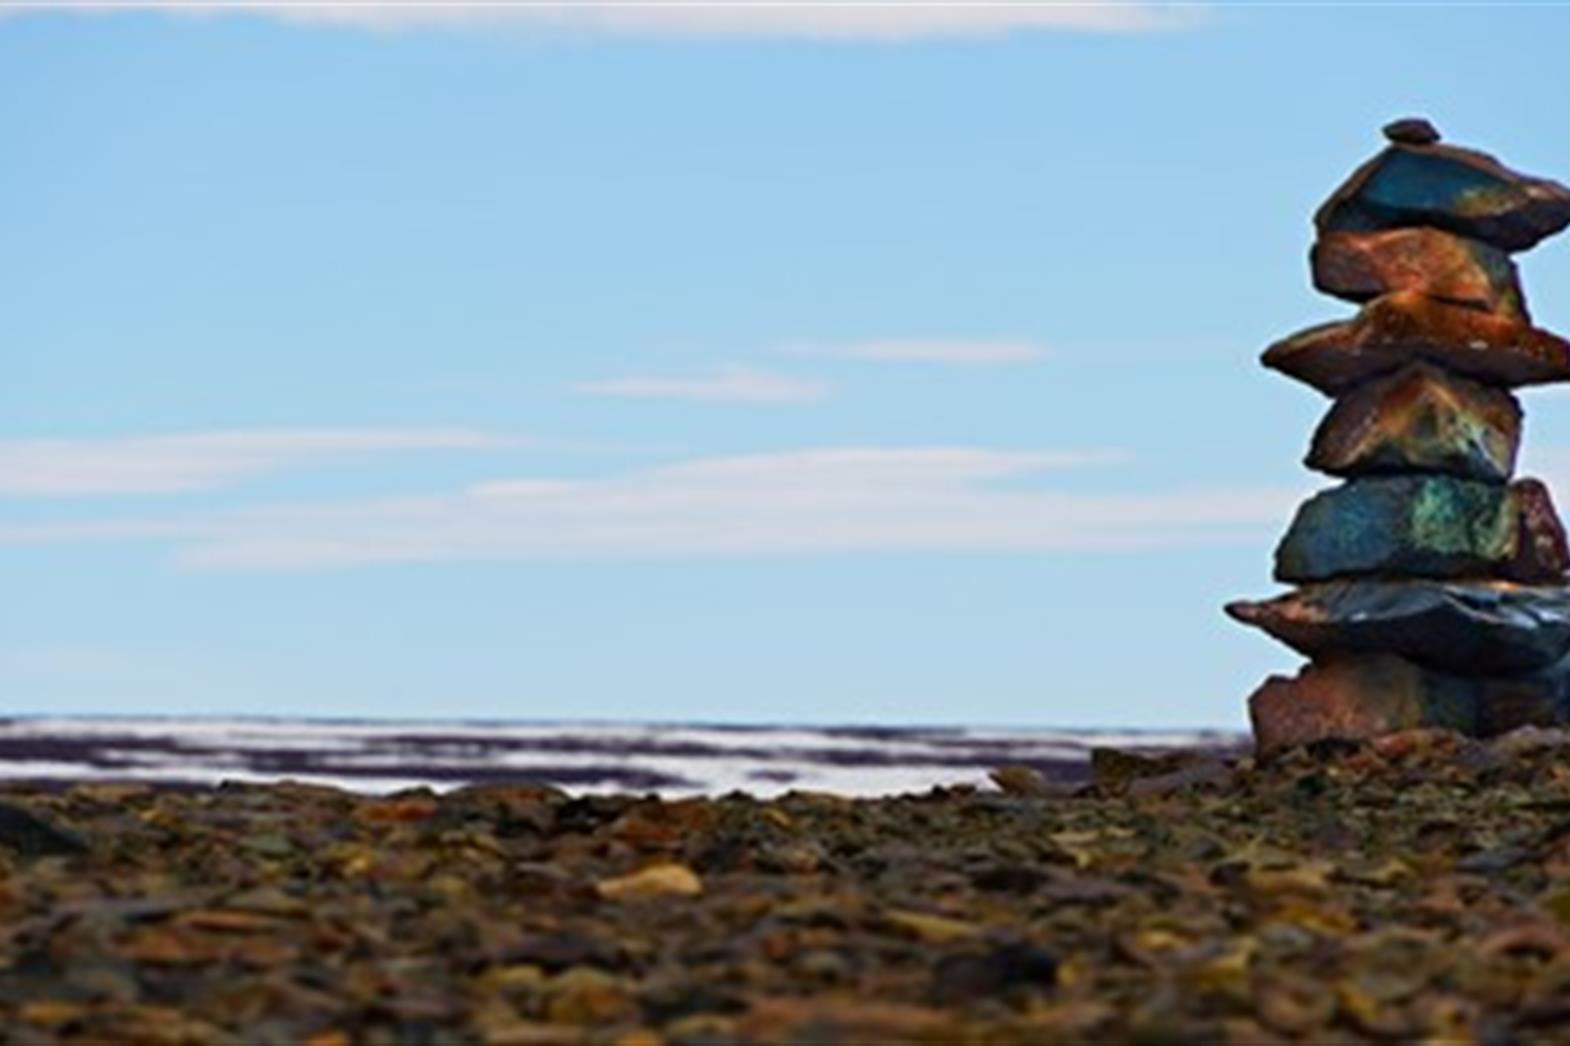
[1228,578,1570,674]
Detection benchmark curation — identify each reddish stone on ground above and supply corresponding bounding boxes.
[1249,655,1476,757]
[1248,653,1570,757]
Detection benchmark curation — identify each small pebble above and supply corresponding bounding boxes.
[596,863,703,901]
[1382,116,1441,145]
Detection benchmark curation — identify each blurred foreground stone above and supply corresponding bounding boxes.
[10,738,1570,1041]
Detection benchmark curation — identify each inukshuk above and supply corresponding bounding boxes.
[1227,118,1570,757]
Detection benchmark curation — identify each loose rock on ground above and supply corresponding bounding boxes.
[4,733,1570,1042]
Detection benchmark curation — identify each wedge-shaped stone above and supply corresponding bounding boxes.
[1305,363,1520,482]
[1227,579,1570,674]
[1274,475,1516,583]
[1315,134,1570,252]
[1263,291,1570,394]
[1504,479,1570,584]
[1311,228,1527,320]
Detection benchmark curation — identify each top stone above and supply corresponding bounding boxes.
[1383,117,1441,146]
[1316,122,1570,252]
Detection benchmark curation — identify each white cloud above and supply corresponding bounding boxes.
[604,446,1123,486]
[781,338,1051,365]
[576,366,827,403]
[0,444,1306,568]
[0,428,523,496]
[9,1,1193,39]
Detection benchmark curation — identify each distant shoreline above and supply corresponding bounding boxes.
[0,718,1246,796]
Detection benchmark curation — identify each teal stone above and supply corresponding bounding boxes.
[1316,142,1570,253]
[1274,475,1516,582]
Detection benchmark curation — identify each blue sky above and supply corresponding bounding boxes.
[6,2,1570,728]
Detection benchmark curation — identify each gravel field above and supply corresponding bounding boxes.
[2,728,1569,1043]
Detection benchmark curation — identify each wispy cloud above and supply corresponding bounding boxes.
[5,1,1194,39]
[0,445,1306,569]
[781,338,1051,365]
[0,647,143,678]
[0,428,523,496]
[576,366,828,403]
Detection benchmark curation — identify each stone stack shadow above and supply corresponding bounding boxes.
[1228,118,1570,756]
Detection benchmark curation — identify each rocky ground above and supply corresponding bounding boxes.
[5,731,1570,1043]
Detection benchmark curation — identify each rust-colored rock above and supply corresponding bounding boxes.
[1248,655,1478,758]
[1504,478,1570,584]
[1262,291,1570,394]
[1250,651,1570,757]
[1311,228,1526,320]
[1305,363,1520,482]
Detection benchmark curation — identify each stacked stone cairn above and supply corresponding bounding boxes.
[1227,118,1570,757]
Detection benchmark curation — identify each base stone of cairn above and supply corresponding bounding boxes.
[1229,117,1570,757]
[1247,653,1570,757]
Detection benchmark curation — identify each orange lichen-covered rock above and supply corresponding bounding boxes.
[1305,363,1520,482]
[1263,291,1570,394]
[1311,228,1527,320]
